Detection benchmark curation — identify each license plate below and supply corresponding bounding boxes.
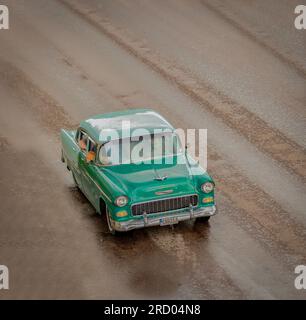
[160,217,179,226]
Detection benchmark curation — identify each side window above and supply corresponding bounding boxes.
[75,129,80,142]
[88,139,97,153]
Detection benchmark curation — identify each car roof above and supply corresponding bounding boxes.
[80,108,174,143]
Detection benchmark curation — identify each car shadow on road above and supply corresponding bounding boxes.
[67,184,214,298]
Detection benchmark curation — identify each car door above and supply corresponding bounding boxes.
[78,134,100,211]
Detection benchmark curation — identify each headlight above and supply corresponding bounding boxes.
[115,196,128,207]
[201,182,214,193]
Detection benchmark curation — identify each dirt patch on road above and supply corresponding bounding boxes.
[0,136,9,151]
[0,59,75,136]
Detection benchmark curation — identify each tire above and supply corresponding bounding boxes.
[196,216,210,223]
[61,149,65,163]
[106,207,117,235]
[72,171,79,189]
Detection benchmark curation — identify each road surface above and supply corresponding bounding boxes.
[0,0,305,299]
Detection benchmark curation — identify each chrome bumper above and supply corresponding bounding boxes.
[111,205,217,232]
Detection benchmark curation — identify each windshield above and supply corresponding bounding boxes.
[99,132,182,165]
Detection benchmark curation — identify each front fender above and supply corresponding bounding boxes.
[94,167,128,209]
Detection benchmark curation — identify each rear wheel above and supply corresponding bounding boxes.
[72,171,80,189]
[61,149,65,162]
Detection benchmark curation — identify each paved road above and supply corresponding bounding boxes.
[0,0,305,299]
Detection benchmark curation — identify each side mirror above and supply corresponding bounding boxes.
[86,151,96,163]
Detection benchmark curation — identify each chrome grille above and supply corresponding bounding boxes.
[132,195,198,216]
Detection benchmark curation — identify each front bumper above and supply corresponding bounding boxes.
[110,205,217,232]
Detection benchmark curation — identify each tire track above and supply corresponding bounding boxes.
[201,0,306,79]
[0,59,76,136]
[59,0,306,182]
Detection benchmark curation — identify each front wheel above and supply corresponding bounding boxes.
[106,208,117,235]
[196,216,210,223]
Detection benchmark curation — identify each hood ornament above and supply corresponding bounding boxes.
[154,169,167,181]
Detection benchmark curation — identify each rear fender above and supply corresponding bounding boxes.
[60,129,79,169]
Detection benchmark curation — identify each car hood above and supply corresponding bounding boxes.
[101,160,196,202]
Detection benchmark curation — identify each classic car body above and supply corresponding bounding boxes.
[60,109,216,233]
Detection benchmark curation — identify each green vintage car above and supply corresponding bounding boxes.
[60,109,216,234]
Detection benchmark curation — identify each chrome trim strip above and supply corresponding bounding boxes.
[155,189,174,195]
[83,171,111,202]
[112,205,217,231]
